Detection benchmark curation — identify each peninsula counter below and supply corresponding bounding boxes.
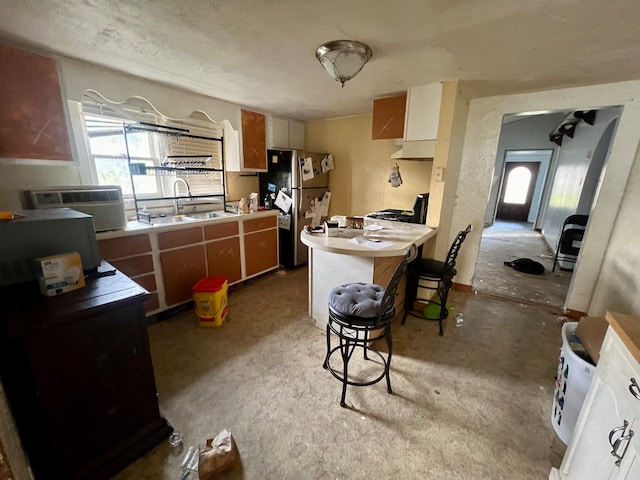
[301,224,437,329]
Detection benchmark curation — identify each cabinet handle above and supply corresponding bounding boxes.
[629,377,640,400]
[609,421,634,467]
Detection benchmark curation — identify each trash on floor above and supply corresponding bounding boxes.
[198,429,237,479]
[503,257,545,274]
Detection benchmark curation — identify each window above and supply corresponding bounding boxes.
[81,114,224,202]
[83,114,160,197]
[503,166,532,205]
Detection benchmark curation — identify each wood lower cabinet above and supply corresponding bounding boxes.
[160,244,206,306]
[99,234,158,313]
[244,216,278,278]
[205,221,242,284]
[0,266,171,480]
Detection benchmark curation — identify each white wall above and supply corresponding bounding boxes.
[449,80,640,314]
[540,107,622,249]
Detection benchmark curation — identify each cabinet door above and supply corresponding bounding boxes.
[160,244,206,306]
[244,229,278,277]
[562,347,640,480]
[372,94,406,139]
[206,237,242,284]
[240,109,267,171]
[269,117,290,148]
[404,83,442,142]
[289,120,305,150]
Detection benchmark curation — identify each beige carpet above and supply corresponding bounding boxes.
[114,265,566,480]
[474,221,573,309]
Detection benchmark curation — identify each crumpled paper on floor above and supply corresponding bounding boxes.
[198,429,237,479]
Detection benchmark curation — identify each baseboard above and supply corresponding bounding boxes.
[565,309,586,320]
[452,282,473,292]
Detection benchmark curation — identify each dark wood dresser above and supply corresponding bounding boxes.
[0,263,172,479]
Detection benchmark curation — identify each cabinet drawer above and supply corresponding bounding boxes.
[158,227,203,250]
[99,234,151,260]
[111,254,154,277]
[243,215,277,233]
[601,327,640,408]
[204,221,239,241]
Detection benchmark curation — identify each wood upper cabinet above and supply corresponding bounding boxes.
[240,109,267,171]
[372,94,407,139]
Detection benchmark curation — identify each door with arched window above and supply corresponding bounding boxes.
[496,162,540,221]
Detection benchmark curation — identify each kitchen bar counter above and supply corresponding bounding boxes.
[301,224,437,330]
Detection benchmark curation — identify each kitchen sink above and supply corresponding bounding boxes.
[149,214,199,224]
[184,211,238,220]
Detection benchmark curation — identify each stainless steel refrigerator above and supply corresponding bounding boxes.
[259,149,330,268]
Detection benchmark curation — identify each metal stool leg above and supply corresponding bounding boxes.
[323,322,331,369]
[384,329,393,394]
[340,336,351,408]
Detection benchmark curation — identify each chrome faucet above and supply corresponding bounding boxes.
[172,178,192,214]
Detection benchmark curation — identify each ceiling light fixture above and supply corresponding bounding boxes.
[316,40,372,87]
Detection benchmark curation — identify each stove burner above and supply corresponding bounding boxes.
[366,209,415,222]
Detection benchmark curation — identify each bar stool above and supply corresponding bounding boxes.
[323,245,417,407]
[402,224,472,336]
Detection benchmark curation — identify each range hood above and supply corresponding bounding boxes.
[390,139,436,160]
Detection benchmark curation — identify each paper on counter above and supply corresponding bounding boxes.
[348,237,393,250]
[302,157,314,181]
[274,190,292,213]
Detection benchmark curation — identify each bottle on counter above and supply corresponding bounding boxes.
[239,198,247,214]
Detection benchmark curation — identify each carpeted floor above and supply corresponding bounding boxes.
[474,221,573,309]
[114,264,567,480]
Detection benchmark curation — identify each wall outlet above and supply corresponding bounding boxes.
[433,167,444,182]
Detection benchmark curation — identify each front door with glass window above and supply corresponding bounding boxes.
[497,162,540,221]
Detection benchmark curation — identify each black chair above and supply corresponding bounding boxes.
[552,214,589,272]
[323,245,417,407]
[402,224,473,336]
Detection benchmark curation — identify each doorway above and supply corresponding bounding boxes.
[473,109,620,309]
[497,162,540,222]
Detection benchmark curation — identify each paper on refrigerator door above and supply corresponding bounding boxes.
[301,157,314,181]
[275,190,292,213]
[319,191,331,216]
[321,154,334,173]
[278,213,291,230]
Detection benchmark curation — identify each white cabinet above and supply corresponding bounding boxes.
[268,116,305,150]
[552,316,640,479]
[403,83,442,142]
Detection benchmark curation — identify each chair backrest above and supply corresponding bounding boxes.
[377,244,418,325]
[444,224,473,272]
[563,214,589,228]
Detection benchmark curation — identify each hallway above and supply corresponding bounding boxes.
[473,221,573,309]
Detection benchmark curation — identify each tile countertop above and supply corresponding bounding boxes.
[606,311,640,363]
[96,209,278,240]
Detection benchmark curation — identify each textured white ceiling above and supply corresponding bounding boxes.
[1,0,640,121]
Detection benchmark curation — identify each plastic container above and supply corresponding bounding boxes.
[193,277,228,327]
[551,321,596,445]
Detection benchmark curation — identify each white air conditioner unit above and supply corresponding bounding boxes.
[30,185,126,232]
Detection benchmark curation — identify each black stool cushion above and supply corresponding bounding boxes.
[328,282,385,318]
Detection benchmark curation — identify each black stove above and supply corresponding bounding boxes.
[366,193,429,224]
[366,209,416,222]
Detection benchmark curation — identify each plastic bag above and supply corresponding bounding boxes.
[198,429,237,479]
